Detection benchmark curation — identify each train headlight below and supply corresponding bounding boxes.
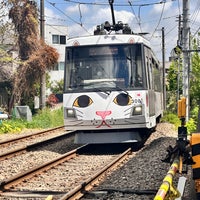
[132,106,142,115]
[66,109,76,118]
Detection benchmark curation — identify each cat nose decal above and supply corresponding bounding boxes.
[96,111,112,119]
[96,111,112,128]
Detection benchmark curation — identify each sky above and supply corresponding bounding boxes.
[36,0,200,62]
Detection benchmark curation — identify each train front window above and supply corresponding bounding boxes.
[64,44,145,92]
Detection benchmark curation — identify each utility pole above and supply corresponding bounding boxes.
[176,15,182,103]
[40,0,46,109]
[177,15,182,47]
[162,27,166,110]
[182,0,190,121]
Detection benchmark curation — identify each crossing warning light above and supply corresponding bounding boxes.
[178,97,186,118]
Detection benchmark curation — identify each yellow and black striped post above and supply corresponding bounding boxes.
[154,159,180,200]
[190,133,200,199]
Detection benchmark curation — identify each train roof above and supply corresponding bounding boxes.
[66,34,151,47]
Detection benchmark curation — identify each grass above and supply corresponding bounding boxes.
[0,107,64,134]
[161,112,181,129]
[1,108,196,135]
[161,111,197,134]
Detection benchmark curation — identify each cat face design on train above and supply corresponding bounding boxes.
[72,93,140,128]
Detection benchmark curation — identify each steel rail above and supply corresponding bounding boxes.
[59,148,132,200]
[0,130,75,161]
[0,126,64,146]
[0,145,87,191]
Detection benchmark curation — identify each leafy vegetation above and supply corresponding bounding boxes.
[50,79,64,94]
[2,0,59,112]
[161,112,180,129]
[0,1,199,135]
[185,118,197,135]
[0,107,63,134]
[161,111,196,135]
[165,38,200,133]
[190,39,200,131]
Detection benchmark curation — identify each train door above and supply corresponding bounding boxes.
[144,47,155,117]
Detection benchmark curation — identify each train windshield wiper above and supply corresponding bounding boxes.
[116,86,129,95]
[94,88,111,95]
[82,79,128,95]
[83,79,115,88]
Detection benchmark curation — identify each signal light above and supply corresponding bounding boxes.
[178,97,186,118]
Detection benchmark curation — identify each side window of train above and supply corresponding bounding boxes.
[130,45,143,88]
[149,59,154,89]
[135,56,143,87]
[146,56,151,89]
[151,57,155,90]
[144,47,152,90]
[154,63,162,92]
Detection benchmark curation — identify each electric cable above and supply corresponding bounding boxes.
[45,0,91,35]
[149,1,166,41]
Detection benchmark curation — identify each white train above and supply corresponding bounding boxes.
[63,8,163,143]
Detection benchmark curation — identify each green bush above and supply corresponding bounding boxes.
[186,118,197,135]
[161,112,181,129]
[0,119,25,133]
[0,107,64,134]
[161,112,197,135]
[26,107,63,129]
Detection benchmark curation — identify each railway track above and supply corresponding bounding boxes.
[0,123,194,199]
[0,127,75,160]
[0,145,132,200]
[0,126,64,149]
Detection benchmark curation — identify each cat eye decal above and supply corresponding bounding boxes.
[73,95,93,108]
[113,93,133,106]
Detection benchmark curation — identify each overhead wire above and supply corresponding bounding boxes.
[189,0,200,39]
[190,0,200,33]
[165,24,178,36]
[44,0,185,61]
[128,0,142,32]
[45,23,69,36]
[64,0,168,7]
[45,0,80,25]
[78,3,83,26]
[190,0,200,23]
[45,0,91,35]
[45,0,174,36]
[149,1,166,41]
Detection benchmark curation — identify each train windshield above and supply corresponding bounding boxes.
[64,44,146,92]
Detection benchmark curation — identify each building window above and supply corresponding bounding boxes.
[60,36,66,44]
[52,35,66,45]
[52,35,59,44]
[59,62,65,70]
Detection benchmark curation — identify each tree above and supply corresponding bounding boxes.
[190,38,200,131]
[50,79,64,94]
[5,0,59,113]
[0,9,17,110]
[166,60,182,113]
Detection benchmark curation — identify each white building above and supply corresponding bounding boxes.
[44,24,68,83]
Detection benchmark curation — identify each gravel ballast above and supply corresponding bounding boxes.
[0,123,197,200]
[81,123,196,200]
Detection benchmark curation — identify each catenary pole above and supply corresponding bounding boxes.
[182,0,190,121]
[162,27,166,110]
[40,0,46,109]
